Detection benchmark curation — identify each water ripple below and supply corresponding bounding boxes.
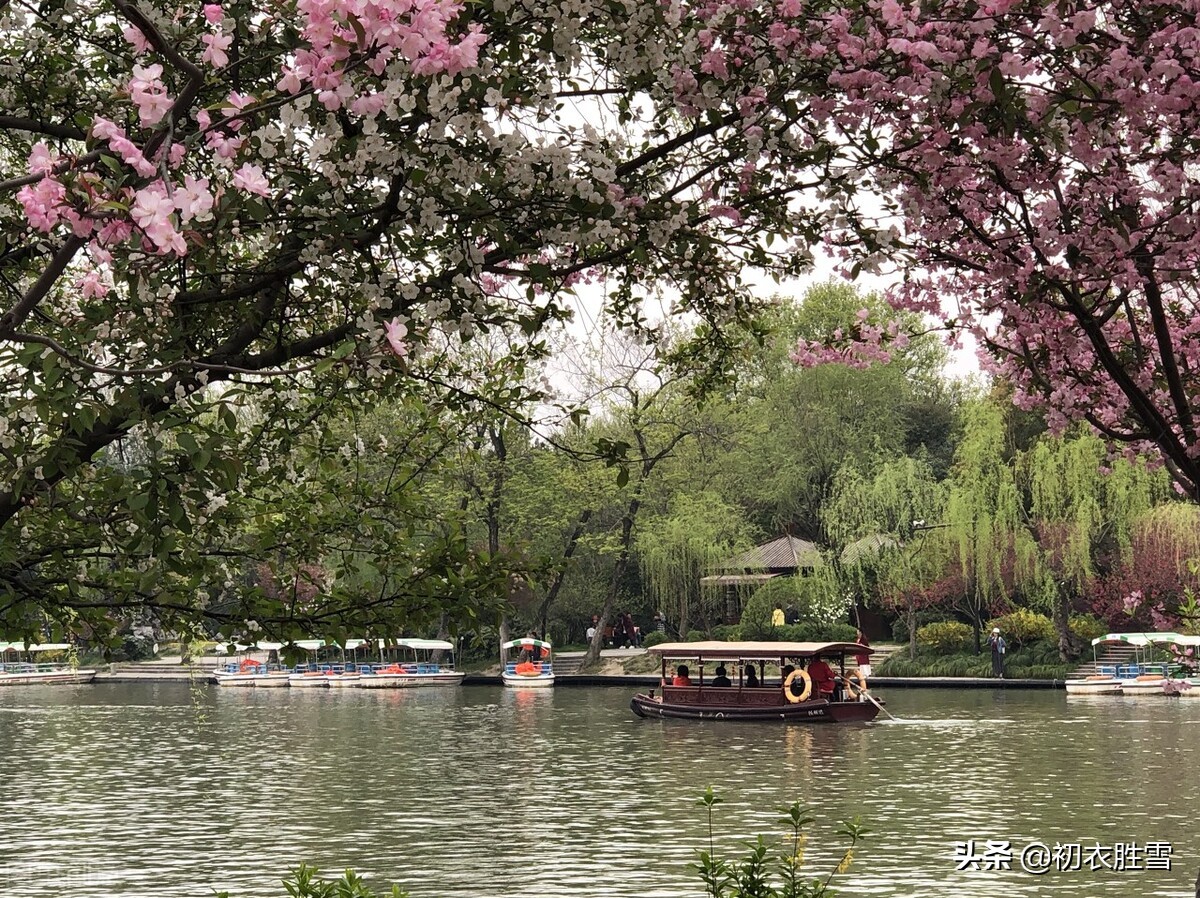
[0,684,1196,897]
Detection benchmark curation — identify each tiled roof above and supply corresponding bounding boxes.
[717,535,822,571]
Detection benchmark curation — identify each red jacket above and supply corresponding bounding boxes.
[808,660,836,694]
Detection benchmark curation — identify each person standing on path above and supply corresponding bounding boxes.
[988,627,1006,678]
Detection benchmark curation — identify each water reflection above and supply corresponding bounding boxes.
[0,684,1196,897]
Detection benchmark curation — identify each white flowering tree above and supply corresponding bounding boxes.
[0,0,843,641]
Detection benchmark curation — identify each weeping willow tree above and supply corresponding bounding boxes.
[1125,504,1200,632]
[1020,430,1171,659]
[945,400,1038,653]
[636,493,754,637]
[824,455,947,657]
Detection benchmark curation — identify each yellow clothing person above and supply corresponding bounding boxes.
[771,607,785,627]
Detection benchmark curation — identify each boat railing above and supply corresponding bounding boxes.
[505,661,552,675]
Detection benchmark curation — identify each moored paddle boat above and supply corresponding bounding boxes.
[212,642,292,687]
[0,643,97,686]
[501,637,554,688]
[1064,675,1122,695]
[629,641,878,722]
[358,639,465,688]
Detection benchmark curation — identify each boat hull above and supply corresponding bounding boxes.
[1064,678,1122,695]
[288,674,331,688]
[0,669,96,686]
[212,672,291,687]
[1120,679,1166,695]
[502,673,555,689]
[326,675,362,688]
[629,692,877,722]
[358,671,466,689]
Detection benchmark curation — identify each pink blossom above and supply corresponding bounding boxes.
[202,31,233,68]
[122,25,151,53]
[203,3,223,24]
[128,63,173,127]
[92,117,157,177]
[232,164,271,197]
[277,67,302,94]
[76,270,110,299]
[384,319,409,358]
[16,176,67,232]
[130,183,187,255]
[28,142,56,175]
[709,204,742,224]
[175,175,215,223]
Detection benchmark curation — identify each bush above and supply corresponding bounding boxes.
[111,636,156,662]
[890,610,946,643]
[641,630,669,648]
[916,621,973,654]
[776,621,858,643]
[986,609,1055,647]
[1069,613,1107,643]
[711,624,739,641]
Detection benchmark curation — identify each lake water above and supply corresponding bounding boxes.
[0,683,1196,897]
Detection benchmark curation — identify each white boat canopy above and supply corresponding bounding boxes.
[398,638,454,651]
[255,641,285,651]
[27,643,72,652]
[1091,632,1185,647]
[292,639,326,651]
[502,638,551,651]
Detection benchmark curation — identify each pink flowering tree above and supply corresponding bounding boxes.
[0,0,854,639]
[787,0,1200,503]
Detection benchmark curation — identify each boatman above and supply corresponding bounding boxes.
[988,627,1006,678]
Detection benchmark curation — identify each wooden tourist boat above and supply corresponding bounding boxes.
[630,641,878,723]
[358,639,465,688]
[0,643,96,686]
[501,637,554,689]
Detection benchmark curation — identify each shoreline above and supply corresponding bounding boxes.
[85,667,1063,689]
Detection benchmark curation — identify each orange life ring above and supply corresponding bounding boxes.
[783,669,812,703]
[844,669,868,699]
[239,658,260,672]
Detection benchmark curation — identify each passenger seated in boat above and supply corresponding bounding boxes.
[671,664,692,686]
[744,665,759,688]
[807,657,837,700]
[711,665,732,687]
[780,664,796,688]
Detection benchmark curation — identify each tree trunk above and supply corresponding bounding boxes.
[907,604,917,660]
[538,509,592,637]
[1052,583,1078,662]
[498,615,511,666]
[583,494,640,669]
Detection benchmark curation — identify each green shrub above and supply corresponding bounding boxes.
[641,630,669,648]
[916,621,973,654]
[776,621,857,643]
[711,624,739,641]
[986,609,1054,646]
[1069,613,1107,643]
[891,610,947,643]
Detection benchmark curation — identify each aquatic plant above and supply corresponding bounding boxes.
[694,787,867,898]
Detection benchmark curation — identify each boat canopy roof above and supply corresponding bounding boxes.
[502,638,551,650]
[0,642,72,652]
[398,638,454,651]
[1091,632,1185,647]
[648,640,871,660]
